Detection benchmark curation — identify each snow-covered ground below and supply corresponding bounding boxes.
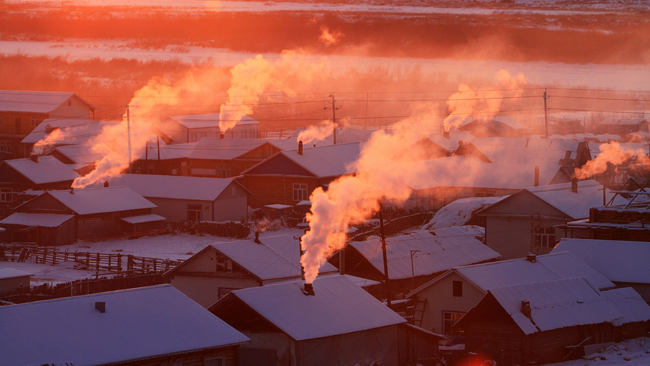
[2,39,649,90]
[0,260,96,286]
[547,338,650,366]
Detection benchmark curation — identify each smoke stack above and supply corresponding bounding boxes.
[30,154,38,163]
[443,130,450,139]
[521,300,531,319]
[339,247,345,275]
[104,181,109,188]
[70,188,74,195]
[298,140,303,155]
[220,132,225,139]
[45,124,57,134]
[303,283,315,296]
[254,231,261,244]
[95,301,106,313]
[571,177,578,193]
[526,253,537,263]
[534,166,540,187]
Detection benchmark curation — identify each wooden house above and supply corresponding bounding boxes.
[0,285,250,365]
[477,180,627,259]
[209,276,407,366]
[455,278,650,366]
[164,233,343,308]
[330,228,500,299]
[157,113,260,143]
[10,186,163,242]
[557,202,650,242]
[240,142,361,208]
[0,155,80,213]
[405,252,615,335]
[0,212,76,245]
[595,117,649,135]
[0,268,33,297]
[553,238,650,303]
[0,91,96,159]
[20,119,119,157]
[131,141,195,176]
[105,174,251,222]
[188,138,294,178]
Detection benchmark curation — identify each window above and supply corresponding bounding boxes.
[452,281,463,297]
[188,204,202,222]
[1,188,13,202]
[0,141,10,153]
[533,227,556,248]
[216,164,231,178]
[443,311,465,336]
[293,183,308,201]
[204,357,224,366]
[31,116,38,127]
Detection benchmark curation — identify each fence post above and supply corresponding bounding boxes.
[127,255,133,272]
[86,252,90,269]
[96,253,100,275]
[142,257,146,274]
[52,248,57,266]
[117,253,122,272]
[108,254,112,272]
[153,259,157,273]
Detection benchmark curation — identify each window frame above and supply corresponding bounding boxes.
[442,311,465,336]
[1,188,13,203]
[293,183,308,202]
[188,204,202,222]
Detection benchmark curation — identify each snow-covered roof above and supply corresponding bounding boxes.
[0,90,96,114]
[51,145,106,164]
[170,114,259,129]
[290,127,375,145]
[189,138,270,160]
[280,142,361,178]
[43,186,156,215]
[106,174,248,201]
[120,214,166,224]
[0,213,74,227]
[265,204,293,210]
[600,117,647,126]
[3,156,80,184]
[0,285,249,365]
[21,119,120,145]
[428,132,477,152]
[460,116,528,130]
[0,268,34,280]
[525,180,627,219]
[405,156,562,190]
[257,233,338,276]
[137,141,197,160]
[552,238,650,284]
[211,276,406,341]
[423,196,507,230]
[487,278,624,335]
[212,240,301,281]
[407,251,614,298]
[601,287,650,326]
[349,229,500,280]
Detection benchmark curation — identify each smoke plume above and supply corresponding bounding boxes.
[575,142,650,179]
[319,26,344,46]
[443,70,527,132]
[297,120,335,144]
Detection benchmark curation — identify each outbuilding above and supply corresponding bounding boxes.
[0,268,33,297]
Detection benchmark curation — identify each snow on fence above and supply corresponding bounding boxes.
[0,243,183,277]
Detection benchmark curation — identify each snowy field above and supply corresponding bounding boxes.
[548,338,650,366]
[2,39,649,90]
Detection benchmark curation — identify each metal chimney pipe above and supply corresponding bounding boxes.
[534,166,540,187]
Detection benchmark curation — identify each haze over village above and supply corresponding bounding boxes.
[1,0,650,365]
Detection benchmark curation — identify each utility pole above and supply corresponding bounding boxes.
[543,89,549,139]
[127,105,132,174]
[410,250,420,278]
[379,210,391,307]
[325,94,341,144]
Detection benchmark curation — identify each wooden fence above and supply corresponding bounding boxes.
[0,243,183,277]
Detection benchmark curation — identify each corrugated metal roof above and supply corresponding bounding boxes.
[0,212,74,227]
[21,119,119,144]
[218,276,406,341]
[107,174,246,201]
[120,214,166,224]
[0,90,96,113]
[349,229,500,280]
[170,114,259,129]
[602,287,650,326]
[52,145,106,164]
[4,156,80,184]
[0,268,34,280]
[456,252,615,292]
[46,186,156,215]
[0,285,249,365]
[188,138,269,160]
[489,278,624,335]
[281,142,361,178]
[553,239,650,284]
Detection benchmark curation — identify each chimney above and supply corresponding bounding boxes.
[303,283,315,296]
[95,301,106,313]
[521,300,531,319]
[254,231,261,244]
[298,140,303,155]
[339,247,345,275]
[45,124,57,133]
[571,177,578,193]
[69,188,74,195]
[526,253,537,263]
[30,154,38,163]
[443,130,450,139]
[534,166,540,187]
[104,181,109,188]
[219,132,225,139]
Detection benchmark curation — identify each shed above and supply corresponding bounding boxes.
[405,252,615,335]
[0,212,76,245]
[0,284,249,365]
[456,278,650,365]
[209,276,407,366]
[106,174,251,222]
[552,238,650,303]
[0,268,33,296]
